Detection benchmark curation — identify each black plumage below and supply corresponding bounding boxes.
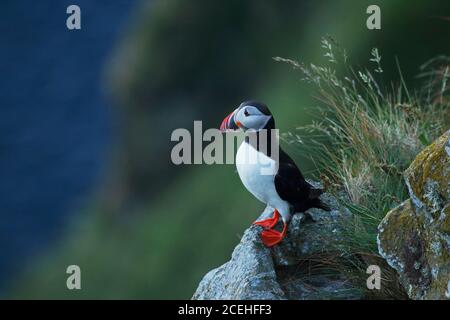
[275,149,330,213]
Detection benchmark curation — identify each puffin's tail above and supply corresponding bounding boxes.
[309,188,331,212]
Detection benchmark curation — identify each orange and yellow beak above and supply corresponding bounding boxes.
[220,110,239,132]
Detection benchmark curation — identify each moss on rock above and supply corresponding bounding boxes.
[405,130,450,218]
[378,130,450,300]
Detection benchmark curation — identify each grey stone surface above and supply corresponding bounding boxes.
[193,186,360,300]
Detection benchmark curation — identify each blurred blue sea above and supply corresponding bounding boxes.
[0,1,136,291]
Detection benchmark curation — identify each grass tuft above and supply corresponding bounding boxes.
[275,36,449,299]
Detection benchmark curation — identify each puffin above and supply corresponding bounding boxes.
[220,100,330,247]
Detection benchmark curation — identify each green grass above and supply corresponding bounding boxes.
[276,37,449,298]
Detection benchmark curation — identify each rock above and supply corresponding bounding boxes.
[405,130,450,217]
[192,187,362,300]
[377,130,450,300]
[192,221,286,300]
[270,185,352,266]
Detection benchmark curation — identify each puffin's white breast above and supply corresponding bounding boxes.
[235,142,290,219]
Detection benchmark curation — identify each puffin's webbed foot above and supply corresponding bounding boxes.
[253,209,280,229]
[260,221,287,247]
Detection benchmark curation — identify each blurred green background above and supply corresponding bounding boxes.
[3,0,449,299]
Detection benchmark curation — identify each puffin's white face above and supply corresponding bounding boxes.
[234,105,272,132]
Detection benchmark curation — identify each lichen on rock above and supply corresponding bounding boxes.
[378,130,450,300]
[404,130,450,217]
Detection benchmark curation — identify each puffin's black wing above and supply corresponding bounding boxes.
[274,149,329,212]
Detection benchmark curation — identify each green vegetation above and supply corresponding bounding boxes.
[14,40,448,299]
[10,1,450,299]
[278,38,449,298]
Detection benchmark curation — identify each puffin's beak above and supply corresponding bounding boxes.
[220,110,239,132]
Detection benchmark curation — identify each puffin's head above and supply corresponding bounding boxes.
[220,100,274,132]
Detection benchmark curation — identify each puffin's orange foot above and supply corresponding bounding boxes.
[253,209,280,229]
[260,222,287,247]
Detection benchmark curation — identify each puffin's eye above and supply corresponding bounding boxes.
[244,110,249,117]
